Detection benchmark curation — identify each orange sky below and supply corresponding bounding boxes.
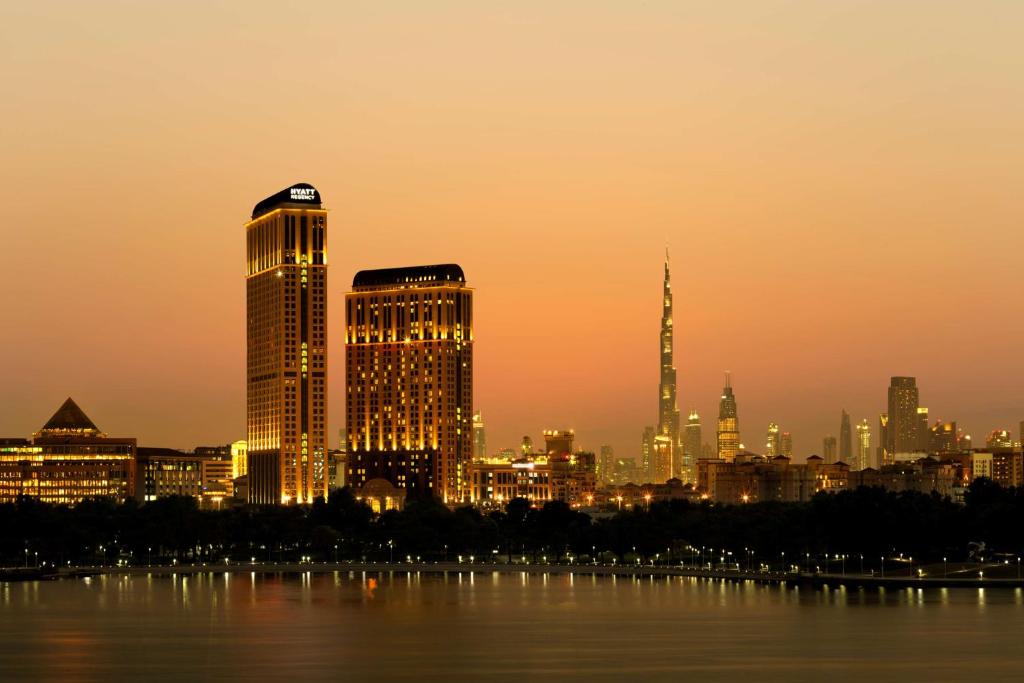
[1,1,1022,459]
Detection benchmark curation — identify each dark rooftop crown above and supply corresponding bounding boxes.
[251,183,321,219]
[39,398,101,435]
[352,264,466,288]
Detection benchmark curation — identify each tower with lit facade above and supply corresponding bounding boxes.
[345,264,473,504]
[856,419,871,470]
[887,377,919,457]
[766,423,781,458]
[245,183,327,505]
[655,250,681,482]
[683,410,702,481]
[717,374,740,461]
[472,411,486,459]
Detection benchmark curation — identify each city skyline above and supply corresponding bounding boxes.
[3,2,1023,460]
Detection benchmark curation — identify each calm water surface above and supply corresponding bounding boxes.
[2,572,1023,681]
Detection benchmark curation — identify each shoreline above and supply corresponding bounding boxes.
[7,562,1018,589]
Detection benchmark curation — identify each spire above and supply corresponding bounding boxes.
[725,371,731,389]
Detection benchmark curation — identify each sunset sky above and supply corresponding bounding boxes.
[2,1,1022,459]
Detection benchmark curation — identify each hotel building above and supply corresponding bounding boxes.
[245,182,328,504]
[0,398,135,504]
[345,264,473,504]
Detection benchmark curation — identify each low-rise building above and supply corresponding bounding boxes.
[0,399,136,505]
[697,454,849,504]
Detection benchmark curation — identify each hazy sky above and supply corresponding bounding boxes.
[1,1,1022,459]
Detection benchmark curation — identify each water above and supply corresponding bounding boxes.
[2,571,1023,681]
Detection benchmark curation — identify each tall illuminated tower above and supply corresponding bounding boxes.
[245,183,327,505]
[887,377,919,456]
[683,410,702,480]
[655,250,681,482]
[765,423,781,457]
[856,419,871,470]
[472,411,486,459]
[345,264,473,504]
[717,374,740,461]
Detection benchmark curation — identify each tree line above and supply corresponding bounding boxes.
[1,480,1021,568]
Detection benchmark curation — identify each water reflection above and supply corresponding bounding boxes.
[2,572,1024,681]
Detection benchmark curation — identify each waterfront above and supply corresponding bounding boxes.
[3,572,1024,681]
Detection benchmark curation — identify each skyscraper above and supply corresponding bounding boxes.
[780,431,793,458]
[822,436,837,463]
[765,423,781,457]
[472,411,486,459]
[345,264,473,504]
[877,413,890,466]
[245,183,327,505]
[916,407,930,451]
[887,377,919,456]
[598,445,615,484]
[640,426,655,482]
[656,250,681,481]
[683,411,702,481]
[717,374,740,462]
[856,419,871,470]
[839,409,852,463]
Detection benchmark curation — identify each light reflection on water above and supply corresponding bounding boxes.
[2,572,1024,682]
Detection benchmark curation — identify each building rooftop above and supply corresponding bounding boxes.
[352,264,466,289]
[38,398,101,436]
[251,183,321,219]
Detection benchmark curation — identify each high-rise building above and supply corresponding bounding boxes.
[472,411,487,459]
[598,445,615,484]
[717,374,740,462]
[766,423,781,458]
[986,429,1013,449]
[521,436,533,456]
[345,264,473,504]
[780,431,793,458]
[656,250,681,482]
[887,377,919,456]
[822,436,837,463]
[683,410,702,481]
[929,421,958,453]
[544,430,574,457]
[856,419,871,470]
[878,413,890,466]
[640,426,655,482]
[245,183,328,505]
[916,408,930,451]
[839,410,852,462]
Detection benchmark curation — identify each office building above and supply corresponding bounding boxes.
[878,413,890,466]
[640,426,655,481]
[839,409,852,463]
[717,374,740,462]
[887,377,919,456]
[766,423,781,458]
[683,411,701,482]
[916,407,930,451]
[598,445,615,484]
[856,419,871,470]
[929,421,958,453]
[0,398,136,504]
[780,431,793,458]
[822,436,837,464]
[472,411,487,459]
[245,182,328,505]
[345,264,473,504]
